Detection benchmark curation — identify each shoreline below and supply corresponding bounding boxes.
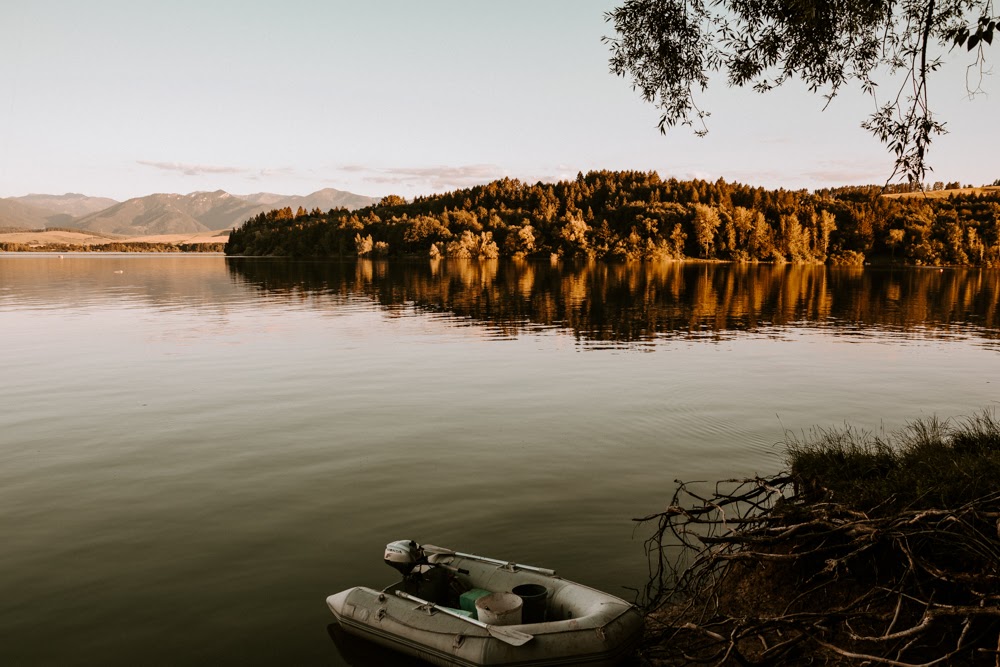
[0,229,230,249]
[636,411,1000,666]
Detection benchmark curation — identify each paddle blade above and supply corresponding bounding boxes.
[488,626,534,646]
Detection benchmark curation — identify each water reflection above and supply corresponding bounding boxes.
[226,258,1000,347]
[3,254,998,666]
[0,254,243,312]
[326,623,430,667]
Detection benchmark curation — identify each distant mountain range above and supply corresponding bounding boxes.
[0,188,378,236]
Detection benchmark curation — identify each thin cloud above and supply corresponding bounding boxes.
[740,162,890,188]
[333,164,581,194]
[246,166,297,181]
[362,164,509,191]
[800,162,890,185]
[681,160,891,189]
[137,160,250,177]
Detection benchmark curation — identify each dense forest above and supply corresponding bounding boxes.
[225,172,1000,266]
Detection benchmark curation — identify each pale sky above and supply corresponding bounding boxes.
[1,0,997,201]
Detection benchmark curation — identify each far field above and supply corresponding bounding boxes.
[882,185,1000,199]
[0,229,230,248]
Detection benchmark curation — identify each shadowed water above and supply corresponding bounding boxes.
[1,255,998,665]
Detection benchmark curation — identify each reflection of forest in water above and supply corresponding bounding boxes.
[225,258,1000,345]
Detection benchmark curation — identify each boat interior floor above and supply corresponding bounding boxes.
[383,568,467,609]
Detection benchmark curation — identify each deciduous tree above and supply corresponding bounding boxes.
[605,0,998,184]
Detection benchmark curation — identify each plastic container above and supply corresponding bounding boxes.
[459,588,493,617]
[474,592,523,626]
[512,583,548,623]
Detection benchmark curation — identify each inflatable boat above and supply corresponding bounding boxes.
[327,541,643,666]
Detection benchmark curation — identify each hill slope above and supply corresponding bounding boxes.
[72,192,239,235]
[239,187,378,212]
[0,198,60,229]
[1,187,377,234]
[71,188,378,235]
[13,193,119,218]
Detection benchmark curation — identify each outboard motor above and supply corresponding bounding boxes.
[384,539,452,603]
[384,540,424,577]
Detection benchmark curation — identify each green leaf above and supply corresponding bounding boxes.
[968,34,980,50]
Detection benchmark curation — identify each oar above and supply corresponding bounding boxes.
[395,591,534,647]
[423,544,557,576]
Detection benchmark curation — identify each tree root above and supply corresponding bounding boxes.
[635,477,1000,666]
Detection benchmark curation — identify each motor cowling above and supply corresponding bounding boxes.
[384,540,423,576]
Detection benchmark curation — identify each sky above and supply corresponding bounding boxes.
[1,0,997,201]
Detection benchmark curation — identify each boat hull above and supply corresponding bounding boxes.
[327,553,643,667]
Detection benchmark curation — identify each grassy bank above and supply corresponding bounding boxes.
[637,410,1000,666]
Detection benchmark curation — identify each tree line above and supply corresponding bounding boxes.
[225,171,1000,266]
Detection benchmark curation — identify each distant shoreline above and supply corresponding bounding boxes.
[0,229,229,252]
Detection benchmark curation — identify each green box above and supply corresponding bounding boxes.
[459,588,493,618]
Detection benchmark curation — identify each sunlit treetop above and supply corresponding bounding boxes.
[605,0,998,185]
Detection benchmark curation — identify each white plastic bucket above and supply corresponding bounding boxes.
[474,592,523,626]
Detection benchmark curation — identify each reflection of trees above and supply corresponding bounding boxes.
[225,259,1000,345]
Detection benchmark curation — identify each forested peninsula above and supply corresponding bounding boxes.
[225,172,1000,266]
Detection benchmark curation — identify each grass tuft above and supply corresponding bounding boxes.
[786,409,1000,514]
[638,409,1000,665]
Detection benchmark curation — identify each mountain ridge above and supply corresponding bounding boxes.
[13,193,119,219]
[0,187,378,235]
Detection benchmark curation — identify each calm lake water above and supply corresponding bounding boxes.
[2,254,998,665]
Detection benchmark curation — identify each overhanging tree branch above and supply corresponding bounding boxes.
[605,0,998,186]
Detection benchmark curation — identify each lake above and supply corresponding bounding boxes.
[1,254,998,665]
